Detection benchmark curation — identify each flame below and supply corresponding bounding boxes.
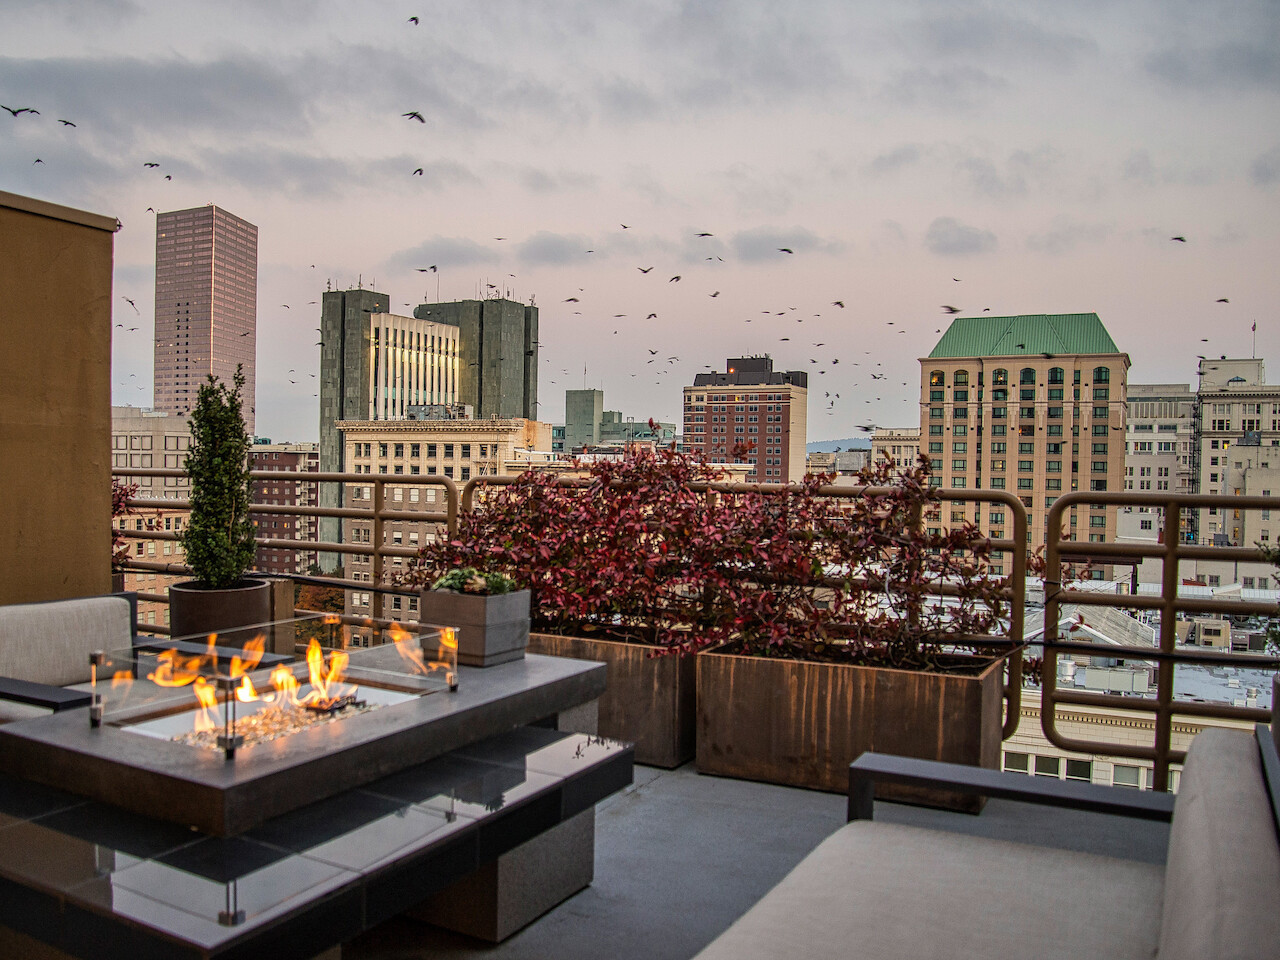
[192,678,220,733]
[270,665,300,705]
[235,675,260,702]
[300,639,353,705]
[323,614,341,625]
[229,636,265,678]
[391,623,430,675]
[110,670,133,690]
[147,649,203,687]
[441,627,458,652]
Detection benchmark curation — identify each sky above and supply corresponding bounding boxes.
[2,0,1278,443]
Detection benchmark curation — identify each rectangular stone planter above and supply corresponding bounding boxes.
[696,649,1008,811]
[528,632,696,769]
[420,589,531,667]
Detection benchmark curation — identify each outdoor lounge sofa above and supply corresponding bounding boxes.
[0,593,137,723]
[693,726,1280,960]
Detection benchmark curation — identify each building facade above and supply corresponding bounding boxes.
[335,415,553,631]
[111,406,192,630]
[250,442,320,575]
[415,298,538,421]
[871,428,921,472]
[1119,384,1196,578]
[153,205,258,434]
[921,314,1130,577]
[564,388,677,455]
[683,357,808,482]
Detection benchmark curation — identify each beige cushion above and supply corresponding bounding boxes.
[1159,728,1280,960]
[0,596,132,686]
[692,820,1163,960]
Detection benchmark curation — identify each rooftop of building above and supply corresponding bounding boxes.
[927,312,1124,360]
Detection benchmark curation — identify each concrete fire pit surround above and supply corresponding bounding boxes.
[0,653,606,836]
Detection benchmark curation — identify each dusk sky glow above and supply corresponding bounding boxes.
[3,0,1278,442]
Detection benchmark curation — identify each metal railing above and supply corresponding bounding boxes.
[114,467,459,623]
[1042,490,1280,791]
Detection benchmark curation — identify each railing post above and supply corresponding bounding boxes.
[1152,500,1182,792]
[371,480,384,622]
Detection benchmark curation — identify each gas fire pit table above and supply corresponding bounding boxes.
[0,622,630,958]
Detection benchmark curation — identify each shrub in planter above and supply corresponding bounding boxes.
[170,366,270,637]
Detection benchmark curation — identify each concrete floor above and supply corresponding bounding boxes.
[346,762,1169,960]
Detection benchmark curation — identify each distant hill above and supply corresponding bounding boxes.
[806,438,872,453]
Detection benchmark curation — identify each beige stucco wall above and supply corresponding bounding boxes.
[0,192,118,604]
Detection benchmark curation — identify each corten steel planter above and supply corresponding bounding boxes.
[528,632,696,768]
[168,577,271,640]
[421,589,531,667]
[696,648,1009,811]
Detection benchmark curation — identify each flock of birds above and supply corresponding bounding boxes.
[8,14,1252,439]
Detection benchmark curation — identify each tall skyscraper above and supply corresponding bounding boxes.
[415,298,538,420]
[152,205,259,434]
[317,288,462,557]
[683,357,808,482]
[921,313,1129,578]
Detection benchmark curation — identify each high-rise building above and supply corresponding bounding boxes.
[683,357,808,482]
[870,427,921,472]
[153,205,258,434]
[414,299,538,420]
[921,314,1130,578]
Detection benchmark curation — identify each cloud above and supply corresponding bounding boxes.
[511,166,599,194]
[1252,145,1280,185]
[910,11,1096,65]
[867,144,923,175]
[954,146,1060,201]
[1025,218,1112,255]
[924,217,997,256]
[1147,41,1280,91]
[730,225,842,262]
[1121,149,1157,187]
[385,237,502,271]
[879,66,1010,112]
[516,231,596,265]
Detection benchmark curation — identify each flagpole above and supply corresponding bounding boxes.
[1253,321,1257,359]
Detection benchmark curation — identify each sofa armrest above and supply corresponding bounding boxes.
[0,677,92,712]
[848,752,1176,823]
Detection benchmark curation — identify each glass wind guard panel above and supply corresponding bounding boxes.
[89,617,457,757]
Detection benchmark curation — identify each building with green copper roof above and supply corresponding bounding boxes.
[918,311,1129,582]
[928,313,1123,360]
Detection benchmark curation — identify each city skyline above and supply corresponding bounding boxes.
[2,0,1276,441]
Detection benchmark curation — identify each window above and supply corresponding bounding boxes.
[1089,516,1106,528]
[1003,752,1029,773]
[930,370,945,386]
[1093,366,1110,383]
[1093,387,1110,402]
[1065,759,1092,782]
[929,424,944,436]
[930,407,944,419]
[953,425,967,436]
[1018,460,1034,472]
[1020,388,1035,401]
[953,389,968,402]
[1020,368,1035,384]
[1092,442,1108,454]
[1112,765,1140,789]
[991,424,1006,436]
[990,477,1006,488]
[952,442,967,453]
[1048,367,1065,384]
[990,459,1005,471]
[991,442,1006,453]
[930,389,944,402]
[952,459,967,471]
[1090,479,1108,491]
[953,370,969,385]
[1017,478,1033,489]
[1034,756,1061,778]
[928,442,943,453]
[993,368,1008,385]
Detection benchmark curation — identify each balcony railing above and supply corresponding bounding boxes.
[1043,490,1280,791]
[114,468,1279,786]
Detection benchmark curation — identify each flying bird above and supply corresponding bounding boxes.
[412,168,423,176]
[163,175,171,180]
[121,297,138,313]
[620,223,630,229]
[695,232,714,237]
[709,291,720,297]
[146,207,155,213]
[32,158,43,164]
[58,119,76,127]
[408,16,419,23]
[669,275,681,282]
[832,301,844,308]
[1014,343,1025,349]
[646,313,658,319]
[415,266,437,272]
[1171,236,1186,242]
[1216,298,1229,303]
[648,349,658,355]
[941,305,961,314]
[778,247,794,254]
[637,266,653,273]
[1,105,37,116]
[403,111,426,122]
[144,162,159,168]
[564,297,579,302]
